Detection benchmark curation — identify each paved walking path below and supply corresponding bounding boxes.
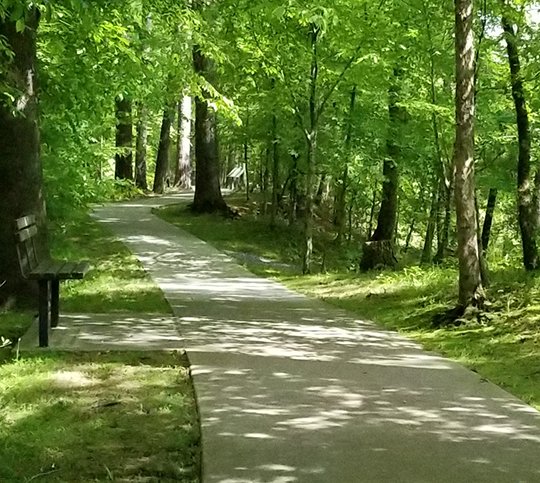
[23,194,540,482]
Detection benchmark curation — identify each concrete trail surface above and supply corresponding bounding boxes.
[44,194,540,481]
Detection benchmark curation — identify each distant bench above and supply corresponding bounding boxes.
[15,215,89,347]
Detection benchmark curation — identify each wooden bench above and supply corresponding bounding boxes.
[14,215,89,347]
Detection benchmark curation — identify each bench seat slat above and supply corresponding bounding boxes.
[28,259,90,280]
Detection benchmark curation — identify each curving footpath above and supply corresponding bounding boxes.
[87,194,540,481]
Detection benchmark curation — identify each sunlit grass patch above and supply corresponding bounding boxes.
[0,351,200,482]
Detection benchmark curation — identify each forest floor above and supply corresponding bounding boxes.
[0,213,200,482]
[156,193,540,411]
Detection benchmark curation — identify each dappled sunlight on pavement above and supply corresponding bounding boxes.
[74,194,540,482]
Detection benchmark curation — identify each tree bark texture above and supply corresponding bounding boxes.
[0,8,46,304]
[174,95,192,189]
[114,97,133,180]
[501,6,539,270]
[135,103,148,190]
[153,104,175,194]
[454,0,484,307]
[192,46,228,213]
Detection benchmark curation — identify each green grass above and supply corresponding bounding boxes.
[156,198,540,411]
[0,209,200,481]
[0,351,199,482]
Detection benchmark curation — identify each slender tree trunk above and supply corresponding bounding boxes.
[475,194,489,285]
[0,8,46,304]
[192,45,228,213]
[501,4,539,270]
[481,188,497,254]
[153,104,175,194]
[335,86,357,243]
[404,219,416,252]
[174,95,192,189]
[114,97,133,180]
[302,24,320,274]
[135,103,148,190]
[454,0,484,307]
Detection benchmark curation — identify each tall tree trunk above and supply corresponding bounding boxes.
[192,45,228,213]
[135,103,148,190]
[0,8,45,304]
[454,0,484,307]
[481,188,497,254]
[114,97,133,180]
[174,95,192,189]
[334,86,357,243]
[153,104,175,194]
[302,24,320,274]
[360,67,403,270]
[501,4,539,270]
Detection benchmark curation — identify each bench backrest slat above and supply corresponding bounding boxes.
[14,215,41,278]
[15,225,38,243]
[15,215,37,231]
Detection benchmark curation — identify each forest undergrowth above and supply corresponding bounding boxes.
[157,195,540,411]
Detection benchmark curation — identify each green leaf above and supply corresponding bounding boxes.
[15,18,25,33]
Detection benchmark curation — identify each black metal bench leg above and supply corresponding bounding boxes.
[38,280,50,348]
[51,280,60,328]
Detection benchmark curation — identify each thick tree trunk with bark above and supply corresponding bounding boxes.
[481,188,497,254]
[174,96,192,189]
[135,103,148,190]
[454,0,484,307]
[153,104,175,194]
[360,67,403,271]
[501,5,539,270]
[0,8,46,305]
[114,97,133,180]
[192,46,228,213]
